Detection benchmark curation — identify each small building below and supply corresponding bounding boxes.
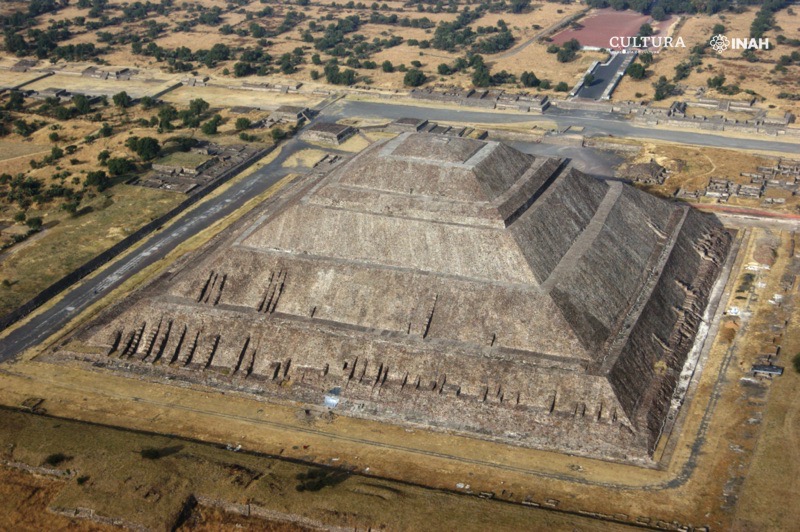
[752,364,784,377]
[32,87,68,101]
[301,122,356,145]
[10,59,37,72]
[387,117,429,133]
[270,105,309,122]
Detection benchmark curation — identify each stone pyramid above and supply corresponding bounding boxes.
[60,133,732,461]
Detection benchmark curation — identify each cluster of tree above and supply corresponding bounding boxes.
[472,20,515,54]
[140,98,208,132]
[520,71,540,87]
[431,8,486,51]
[652,76,676,101]
[33,93,102,121]
[324,61,358,85]
[84,170,111,191]
[706,73,741,95]
[0,0,64,33]
[776,34,800,47]
[313,15,363,52]
[125,136,161,160]
[775,50,800,72]
[0,172,85,210]
[468,54,516,87]
[546,38,581,63]
[133,41,232,69]
[232,48,274,77]
[403,68,427,87]
[274,10,306,37]
[626,52,653,80]
[201,114,224,135]
[368,13,435,28]
[751,0,790,39]
[674,43,705,81]
[106,157,136,176]
[587,0,737,20]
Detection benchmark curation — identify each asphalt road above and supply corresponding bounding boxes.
[1,97,798,361]
[0,136,313,361]
[574,53,627,100]
[327,100,800,154]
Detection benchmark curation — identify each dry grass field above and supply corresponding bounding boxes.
[0,184,183,316]
[613,6,800,115]
[2,0,595,94]
[0,409,630,531]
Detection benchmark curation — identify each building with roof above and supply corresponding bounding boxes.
[301,122,356,144]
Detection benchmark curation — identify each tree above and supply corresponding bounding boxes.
[556,48,577,63]
[638,23,654,37]
[73,94,92,115]
[139,96,156,109]
[583,73,595,86]
[627,62,646,80]
[520,71,539,87]
[382,60,394,73]
[127,136,160,160]
[107,157,134,176]
[510,0,530,13]
[99,122,112,137]
[235,117,252,131]
[233,62,255,77]
[25,217,42,231]
[98,149,110,165]
[555,81,570,92]
[653,76,675,101]
[4,91,25,111]
[201,114,222,135]
[48,132,60,142]
[112,91,132,108]
[472,65,491,87]
[85,170,110,191]
[793,352,800,373]
[707,74,726,89]
[403,69,426,87]
[438,63,452,75]
[158,105,178,130]
[189,98,210,117]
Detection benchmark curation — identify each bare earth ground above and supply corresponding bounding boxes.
[0,466,112,531]
[0,410,629,531]
[551,8,676,48]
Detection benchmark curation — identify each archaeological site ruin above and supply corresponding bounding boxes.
[53,133,732,462]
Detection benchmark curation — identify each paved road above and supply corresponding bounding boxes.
[2,96,798,361]
[327,100,800,154]
[0,136,314,361]
[574,53,627,100]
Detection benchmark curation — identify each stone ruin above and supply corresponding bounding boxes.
[54,133,732,463]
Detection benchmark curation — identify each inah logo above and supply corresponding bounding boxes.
[709,34,729,52]
[709,34,770,52]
